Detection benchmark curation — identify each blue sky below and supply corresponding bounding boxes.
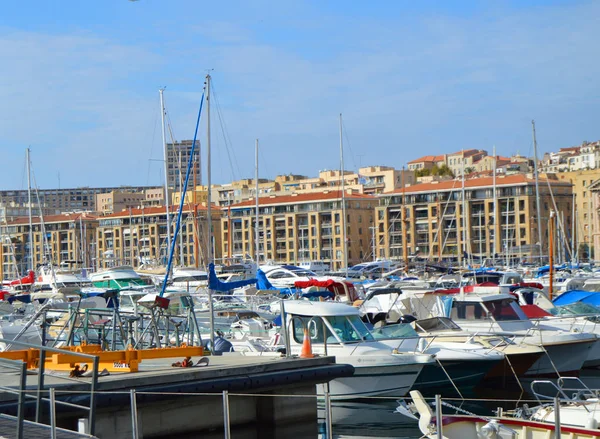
[1,0,598,189]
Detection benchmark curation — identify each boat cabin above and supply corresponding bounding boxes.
[285,301,375,345]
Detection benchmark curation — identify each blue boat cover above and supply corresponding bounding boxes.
[7,294,31,304]
[256,269,276,290]
[552,290,600,306]
[300,290,335,299]
[208,263,256,292]
[536,264,568,277]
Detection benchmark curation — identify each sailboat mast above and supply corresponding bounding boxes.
[339,114,348,277]
[492,146,497,261]
[206,75,213,264]
[255,139,260,264]
[159,88,172,263]
[461,150,467,267]
[26,147,33,272]
[531,120,543,264]
[205,73,215,350]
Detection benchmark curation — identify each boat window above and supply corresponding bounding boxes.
[292,316,331,344]
[326,315,374,343]
[482,299,525,321]
[451,302,485,320]
[268,271,293,279]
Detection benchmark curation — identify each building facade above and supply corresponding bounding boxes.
[0,186,160,214]
[556,169,598,260]
[95,205,221,269]
[221,191,377,269]
[375,174,573,264]
[0,212,98,280]
[166,140,201,192]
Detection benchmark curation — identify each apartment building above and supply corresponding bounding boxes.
[374,174,573,264]
[541,141,600,172]
[221,191,377,269]
[0,212,98,280]
[557,169,599,261]
[208,166,412,207]
[407,155,447,172]
[589,179,600,261]
[95,204,221,269]
[0,186,160,214]
[166,140,202,192]
[287,166,415,195]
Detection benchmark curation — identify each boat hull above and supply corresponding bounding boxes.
[525,339,595,377]
[324,361,425,399]
[411,359,500,396]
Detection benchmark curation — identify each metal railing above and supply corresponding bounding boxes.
[0,337,100,436]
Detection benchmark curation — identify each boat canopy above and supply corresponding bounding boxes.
[208,263,256,292]
[552,290,600,307]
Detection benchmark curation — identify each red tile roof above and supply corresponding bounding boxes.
[407,154,446,165]
[5,212,98,226]
[229,191,376,208]
[383,174,570,195]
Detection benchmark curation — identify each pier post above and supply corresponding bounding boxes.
[222,390,231,439]
[554,397,561,439]
[50,388,57,439]
[130,389,139,439]
[324,390,333,439]
[435,394,443,439]
[89,356,99,436]
[16,360,26,439]
[35,349,46,423]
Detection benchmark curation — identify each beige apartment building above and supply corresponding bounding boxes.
[221,191,377,269]
[277,166,415,196]
[589,179,600,261]
[95,205,221,269]
[556,169,598,260]
[0,212,98,280]
[95,188,166,214]
[375,174,573,264]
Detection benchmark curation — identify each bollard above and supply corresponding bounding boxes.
[554,397,561,439]
[435,394,443,439]
[222,390,231,439]
[324,390,333,439]
[50,388,57,439]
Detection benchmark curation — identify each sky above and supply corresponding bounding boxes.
[1,0,598,190]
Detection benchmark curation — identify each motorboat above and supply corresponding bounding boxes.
[259,264,345,289]
[171,267,208,290]
[90,266,153,291]
[393,290,597,377]
[234,300,434,399]
[409,388,600,439]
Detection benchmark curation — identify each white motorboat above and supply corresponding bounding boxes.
[410,388,600,439]
[284,300,434,399]
[398,291,597,377]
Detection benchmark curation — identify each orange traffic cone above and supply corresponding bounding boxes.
[300,328,314,358]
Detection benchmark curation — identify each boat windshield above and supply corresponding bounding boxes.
[550,303,600,316]
[413,317,461,333]
[451,299,527,321]
[325,315,374,343]
[370,323,418,339]
[292,314,374,344]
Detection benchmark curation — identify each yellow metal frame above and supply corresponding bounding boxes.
[0,344,204,373]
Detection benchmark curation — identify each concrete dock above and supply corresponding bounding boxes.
[0,354,353,438]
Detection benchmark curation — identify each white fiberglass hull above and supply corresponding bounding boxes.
[524,337,595,376]
[323,356,427,399]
